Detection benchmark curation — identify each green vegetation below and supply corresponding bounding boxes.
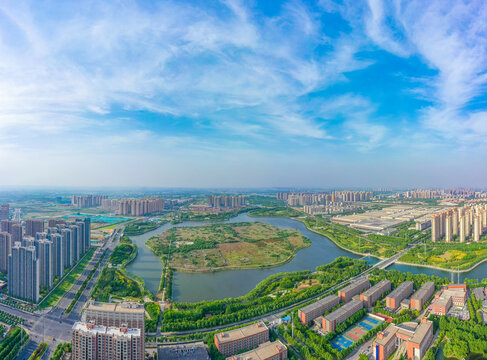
[399,241,487,270]
[109,236,137,266]
[246,195,286,207]
[161,257,369,331]
[169,208,249,224]
[28,342,47,360]
[145,302,161,333]
[426,315,487,360]
[147,222,311,272]
[0,327,29,360]
[38,247,96,308]
[124,221,164,236]
[92,266,142,302]
[50,343,72,360]
[65,249,107,314]
[247,207,303,218]
[0,309,25,325]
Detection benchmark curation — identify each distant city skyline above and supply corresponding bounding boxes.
[0,0,486,188]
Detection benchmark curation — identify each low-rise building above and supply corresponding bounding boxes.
[360,280,391,308]
[430,284,467,316]
[298,295,340,325]
[373,318,433,360]
[226,340,287,360]
[386,281,414,310]
[215,322,269,357]
[410,282,435,311]
[338,277,370,303]
[323,299,363,332]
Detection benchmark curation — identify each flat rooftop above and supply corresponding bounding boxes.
[324,300,362,323]
[158,342,209,360]
[215,322,268,345]
[340,277,369,294]
[299,295,339,314]
[227,341,286,360]
[411,282,435,301]
[361,280,391,297]
[73,322,140,337]
[86,301,145,314]
[409,321,433,345]
[387,281,413,299]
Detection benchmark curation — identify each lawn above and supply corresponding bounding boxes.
[38,248,96,308]
[147,222,311,272]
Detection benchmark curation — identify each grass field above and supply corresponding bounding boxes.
[38,248,96,308]
[147,222,311,272]
[399,241,487,270]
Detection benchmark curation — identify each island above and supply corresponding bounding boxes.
[146,222,311,272]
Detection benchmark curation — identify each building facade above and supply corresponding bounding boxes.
[323,299,363,332]
[360,280,391,308]
[338,277,370,302]
[386,281,414,310]
[226,340,287,360]
[298,295,340,325]
[8,244,39,303]
[214,322,269,357]
[410,282,435,311]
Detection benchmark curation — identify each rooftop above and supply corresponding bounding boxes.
[86,301,145,314]
[215,322,268,345]
[324,300,362,323]
[388,281,413,299]
[157,342,209,360]
[73,322,141,337]
[299,295,339,314]
[227,341,286,360]
[361,280,391,297]
[411,282,435,301]
[340,277,369,294]
[409,321,433,345]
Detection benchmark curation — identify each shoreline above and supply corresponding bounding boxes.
[394,256,487,273]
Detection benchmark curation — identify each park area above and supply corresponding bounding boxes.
[330,314,384,351]
[147,222,311,272]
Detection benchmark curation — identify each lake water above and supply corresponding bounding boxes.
[125,213,487,303]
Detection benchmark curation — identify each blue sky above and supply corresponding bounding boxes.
[0,0,486,188]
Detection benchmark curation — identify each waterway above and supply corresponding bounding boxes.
[125,213,487,303]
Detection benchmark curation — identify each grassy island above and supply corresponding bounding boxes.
[147,222,311,272]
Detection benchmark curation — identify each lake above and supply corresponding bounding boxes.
[125,213,487,303]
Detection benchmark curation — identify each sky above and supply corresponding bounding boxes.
[0,0,486,189]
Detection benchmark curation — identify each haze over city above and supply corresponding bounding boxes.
[1,0,486,188]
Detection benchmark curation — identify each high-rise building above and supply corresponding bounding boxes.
[0,232,12,273]
[71,195,108,209]
[0,204,9,221]
[36,239,54,288]
[49,233,64,277]
[118,198,164,216]
[25,219,45,238]
[72,321,143,360]
[8,244,40,303]
[12,223,23,243]
[83,301,145,356]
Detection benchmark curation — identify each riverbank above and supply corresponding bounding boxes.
[394,256,487,273]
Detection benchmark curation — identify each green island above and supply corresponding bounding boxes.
[161,257,370,331]
[247,206,304,218]
[123,220,165,235]
[93,237,149,302]
[399,240,487,271]
[147,222,311,272]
